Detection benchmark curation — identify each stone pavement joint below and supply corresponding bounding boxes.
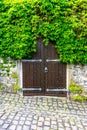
[0,92,87,130]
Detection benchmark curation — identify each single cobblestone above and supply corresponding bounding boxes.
[16,125,22,130]
[51,124,58,129]
[37,127,43,130]
[12,120,19,125]
[22,125,30,130]
[2,123,9,129]
[19,120,25,125]
[31,124,37,129]
[8,124,16,130]
[0,120,4,125]
[43,126,50,130]
[38,117,44,122]
[38,121,43,126]
[44,121,50,126]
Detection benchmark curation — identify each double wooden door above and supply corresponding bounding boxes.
[22,41,66,96]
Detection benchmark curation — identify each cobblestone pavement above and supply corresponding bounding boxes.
[0,92,87,130]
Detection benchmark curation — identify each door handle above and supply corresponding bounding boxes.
[44,67,48,73]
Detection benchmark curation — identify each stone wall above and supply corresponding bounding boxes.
[69,65,87,88]
[0,58,21,93]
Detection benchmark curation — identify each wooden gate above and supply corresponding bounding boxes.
[22,41,67,96]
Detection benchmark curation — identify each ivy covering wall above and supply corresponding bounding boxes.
[0,0,87,64]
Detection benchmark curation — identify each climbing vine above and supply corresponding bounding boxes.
[0,0,87,64]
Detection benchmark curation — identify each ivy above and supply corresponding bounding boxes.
[0,0,87,64]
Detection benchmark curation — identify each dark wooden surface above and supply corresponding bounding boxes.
[22,40,66,96]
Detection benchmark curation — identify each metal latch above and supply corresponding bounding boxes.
[44,67,48,73]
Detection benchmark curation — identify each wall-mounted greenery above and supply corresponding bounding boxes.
[11,72,20,93]
[69,83,87,103]
[0,0,87,64]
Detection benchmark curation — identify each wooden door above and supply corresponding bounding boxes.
[22,41,66,96]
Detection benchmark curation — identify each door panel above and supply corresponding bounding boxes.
[45,61,66,96]
[22,61,44,96]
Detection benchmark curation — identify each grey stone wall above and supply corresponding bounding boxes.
[0,58,20,92]
[70,65,87,88]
